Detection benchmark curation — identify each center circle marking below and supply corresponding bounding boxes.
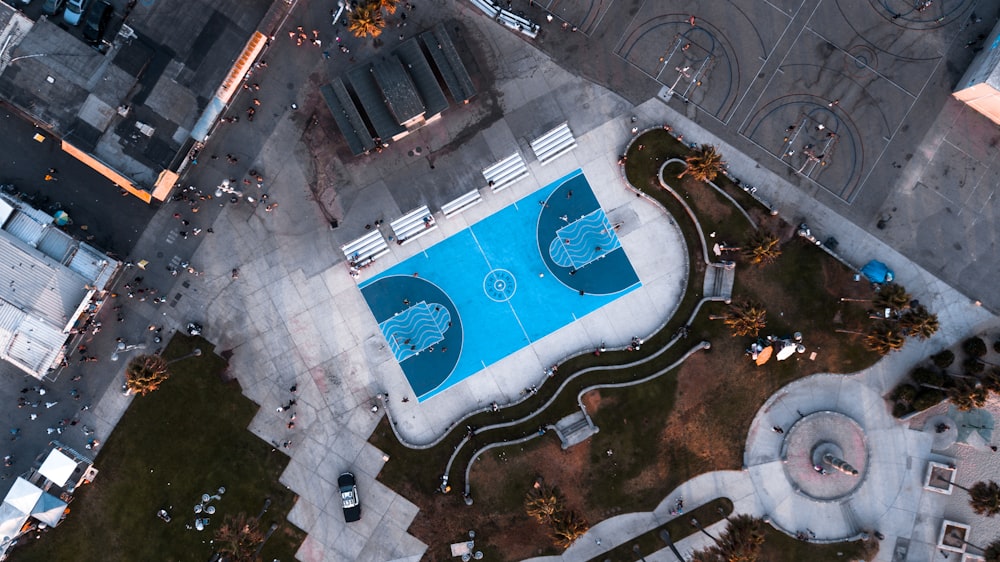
[483,269,516,302]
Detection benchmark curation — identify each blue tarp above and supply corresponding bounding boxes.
[861,260,894,283]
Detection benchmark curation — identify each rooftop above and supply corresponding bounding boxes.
[0,194,118,379]
[0,0,273,200]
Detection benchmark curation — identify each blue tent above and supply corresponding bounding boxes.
[861,260,893,284]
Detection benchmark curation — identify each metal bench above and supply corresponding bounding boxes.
[530,123,577,165]
[482,152,528,193]
[496,9,539,39]
[391,205,437,245]
[440,189,483,218]
[340,230,389,267]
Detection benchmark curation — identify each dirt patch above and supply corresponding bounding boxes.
[581,389,611,414]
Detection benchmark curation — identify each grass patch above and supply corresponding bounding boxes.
[12,335,305,562]
[758,528,878,560]
[589,497,733,561]
[368,129,881,560]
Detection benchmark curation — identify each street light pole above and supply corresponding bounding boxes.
[167,348,202,365]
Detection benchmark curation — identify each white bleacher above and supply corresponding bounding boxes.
[497,9,539,39]
[530,123,577,165]
[441,189,483,218]
[341,230,389,267]
[482,152,528,193]
[391,205,437,245]
[469,0,499,17]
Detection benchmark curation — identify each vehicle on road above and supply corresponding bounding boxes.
[82,0,112,44]
[338,472,361,522]
[63,0,88,25]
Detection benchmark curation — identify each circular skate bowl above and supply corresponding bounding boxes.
[782,411,869,501]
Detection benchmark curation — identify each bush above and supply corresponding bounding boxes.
[892,402,912,418]
[965,337,988,358]
[931,350,955,369]
[891,383,918,403]
[913,389,946,411]
[912,367,944,388]
[964,358,986,375]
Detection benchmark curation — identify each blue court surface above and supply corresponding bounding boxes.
[359,169,640,401]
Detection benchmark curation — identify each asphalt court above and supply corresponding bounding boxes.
[607,0,985,203]
[616,1,791,124]
[532,0,615,35]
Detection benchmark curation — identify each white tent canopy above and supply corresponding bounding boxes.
[30,492,66,527]
[38,449,77,487]
[2,478,42,515]
[0,502,28,544]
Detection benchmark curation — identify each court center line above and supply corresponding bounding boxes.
[467,227,532,344]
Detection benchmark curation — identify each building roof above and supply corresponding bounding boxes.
[396,38,449,118]
[371,56,426,124]
[347,64,406,141]
[0,0,272,197]
[957,19,1000,91]
[421,23,476,103]
[320,80,376,156]
[0,195,119,378]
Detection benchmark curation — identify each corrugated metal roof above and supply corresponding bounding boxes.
[0,233,89,323]
[422,23,476,103]
[320,81,376,156]
[68,243,115,288]
[0,199,14,227]
[395,39,448,118]
[4,213,45,247]
[372,56,425,123]
[0,304,25,353]
[6,315,64,375]
[347,64,405,141]
[36,228,74,264]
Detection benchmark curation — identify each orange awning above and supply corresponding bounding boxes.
[60,141,151,203]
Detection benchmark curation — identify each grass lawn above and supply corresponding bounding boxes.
[589,497,733,561]
[11,335,305,562]
[368,129,883,561]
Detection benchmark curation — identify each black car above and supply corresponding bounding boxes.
[82,0,112,44]
[337,472,361,522]
[41,0,65,16]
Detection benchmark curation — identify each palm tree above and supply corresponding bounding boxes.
[373,0,400,14]
[348,4,384,38]
[982,369,1000,394]
[676,144,725,182]
[864,322,905,355]
[550,509,589,549]
[898,305,939,340]
[872,283,911,312]
[710,301,767,337]
[717,514,765,559]
[947,378,988,411]
[742,232,781,266]
[689,515,765,562]
[214,512,264,562]
[125,354,170,396]
[970,480,1000,517]
[524,484,563,523]
[985,537,1000,562]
